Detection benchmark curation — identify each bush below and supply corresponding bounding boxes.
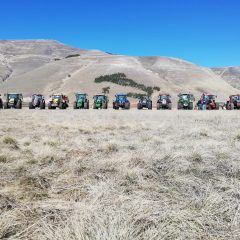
[65,54,80,59]
[95,73,160,96]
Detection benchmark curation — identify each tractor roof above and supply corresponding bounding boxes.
[179,93,193,96]
[95,94,106,97]
[159,93,170,96]
[203,93,216,96]
[116,93,127,96]
[230,94,240,97]
[76,93,87,95]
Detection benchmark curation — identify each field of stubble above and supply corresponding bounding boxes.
[1,109,240,240]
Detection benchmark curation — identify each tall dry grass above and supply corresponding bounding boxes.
[0,109,240,239]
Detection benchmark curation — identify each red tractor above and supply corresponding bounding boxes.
[198,93,219,110]
[226,94,240,110]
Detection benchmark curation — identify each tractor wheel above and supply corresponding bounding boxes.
[103,102,108,109]
[230,103,234,110]
[157,103,161,110]
[137,103,142,110]
[73,102,77,109]
[215,103,220,110]
[29,102,35,109]
[0,100,2,109]
[93,103,97,109]
[148,102,152,110]
[168,103,172,110]
[125,102,130,110]
[84,101,89,109]
[16,100,22,109]
[40,101,45,109]
[189,102,193,110]
[59,102,63,109]
[178,103,182,110]
[48,103,52,110]
[3,102,8,109]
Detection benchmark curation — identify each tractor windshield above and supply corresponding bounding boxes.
[53,95,61,100]
[206,95,216,100]
[159,95,169,100]
[8,94,18,99]
[180,95,188,100]
[76,94,86,100]
[96,95,105,101]
[233,95,240,101]
[117,95,127,100]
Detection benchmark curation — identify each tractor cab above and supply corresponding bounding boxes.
[226,94,240,110]
[94,95,107,102]
[48,94,69,109]
[178,94,195,110]
[157,94,172,110]
[74,93,89,109]
[4,93,23,109]
[116,93,128,103]
[93,95,108,109]
[113,93,130,109]
[76,93,87,102]
[137,96,152,110]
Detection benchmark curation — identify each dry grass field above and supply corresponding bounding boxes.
[1,109,240,239]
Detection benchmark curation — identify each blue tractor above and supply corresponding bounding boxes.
[113,93,130,110]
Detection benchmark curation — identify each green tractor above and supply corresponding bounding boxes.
[93,95,108,109]
[178,93,195,110]
[73,93,89,109]
[3,93,23,109]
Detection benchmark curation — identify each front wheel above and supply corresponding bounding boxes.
[29,102,35,109]
[157,103,161,110]
[16,100,22,109]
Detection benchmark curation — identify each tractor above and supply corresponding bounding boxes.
[73,93,89,109]
[198,93,219,110]
[3,93,23,109]
[113,93,130,110]
[93,95,108,109]
[0,94,3,109]
[226,94,240,110]
[48,94,69,109]
[178,93,195,110]
[137,96,152,110]
[29,94,45,109]
[157,93,172,110]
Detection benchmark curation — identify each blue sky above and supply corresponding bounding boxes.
[0,0,240,67]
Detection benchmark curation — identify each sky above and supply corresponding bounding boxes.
[0,0,240,67]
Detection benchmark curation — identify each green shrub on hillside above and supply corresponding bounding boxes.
[95,73,160,96]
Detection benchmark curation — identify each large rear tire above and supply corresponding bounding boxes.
[189,102,193,110]
[168,103,172,110]
[215,103,220,110]
[148,102,152,110]
[0,99,3,109]
[137,103,142,110]
[29,102,35,109]
[178,103,183,110]
[84,101,89,109]
[16,100,22,109]
[103,102,108,109]
[3,102,8,109]
[40,101,45,109]
[125,102,130,110]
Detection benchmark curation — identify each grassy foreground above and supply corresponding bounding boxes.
[1,109,240,239]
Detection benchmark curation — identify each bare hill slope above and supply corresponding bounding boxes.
[212,67,240,91]
[0,40,237,102]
